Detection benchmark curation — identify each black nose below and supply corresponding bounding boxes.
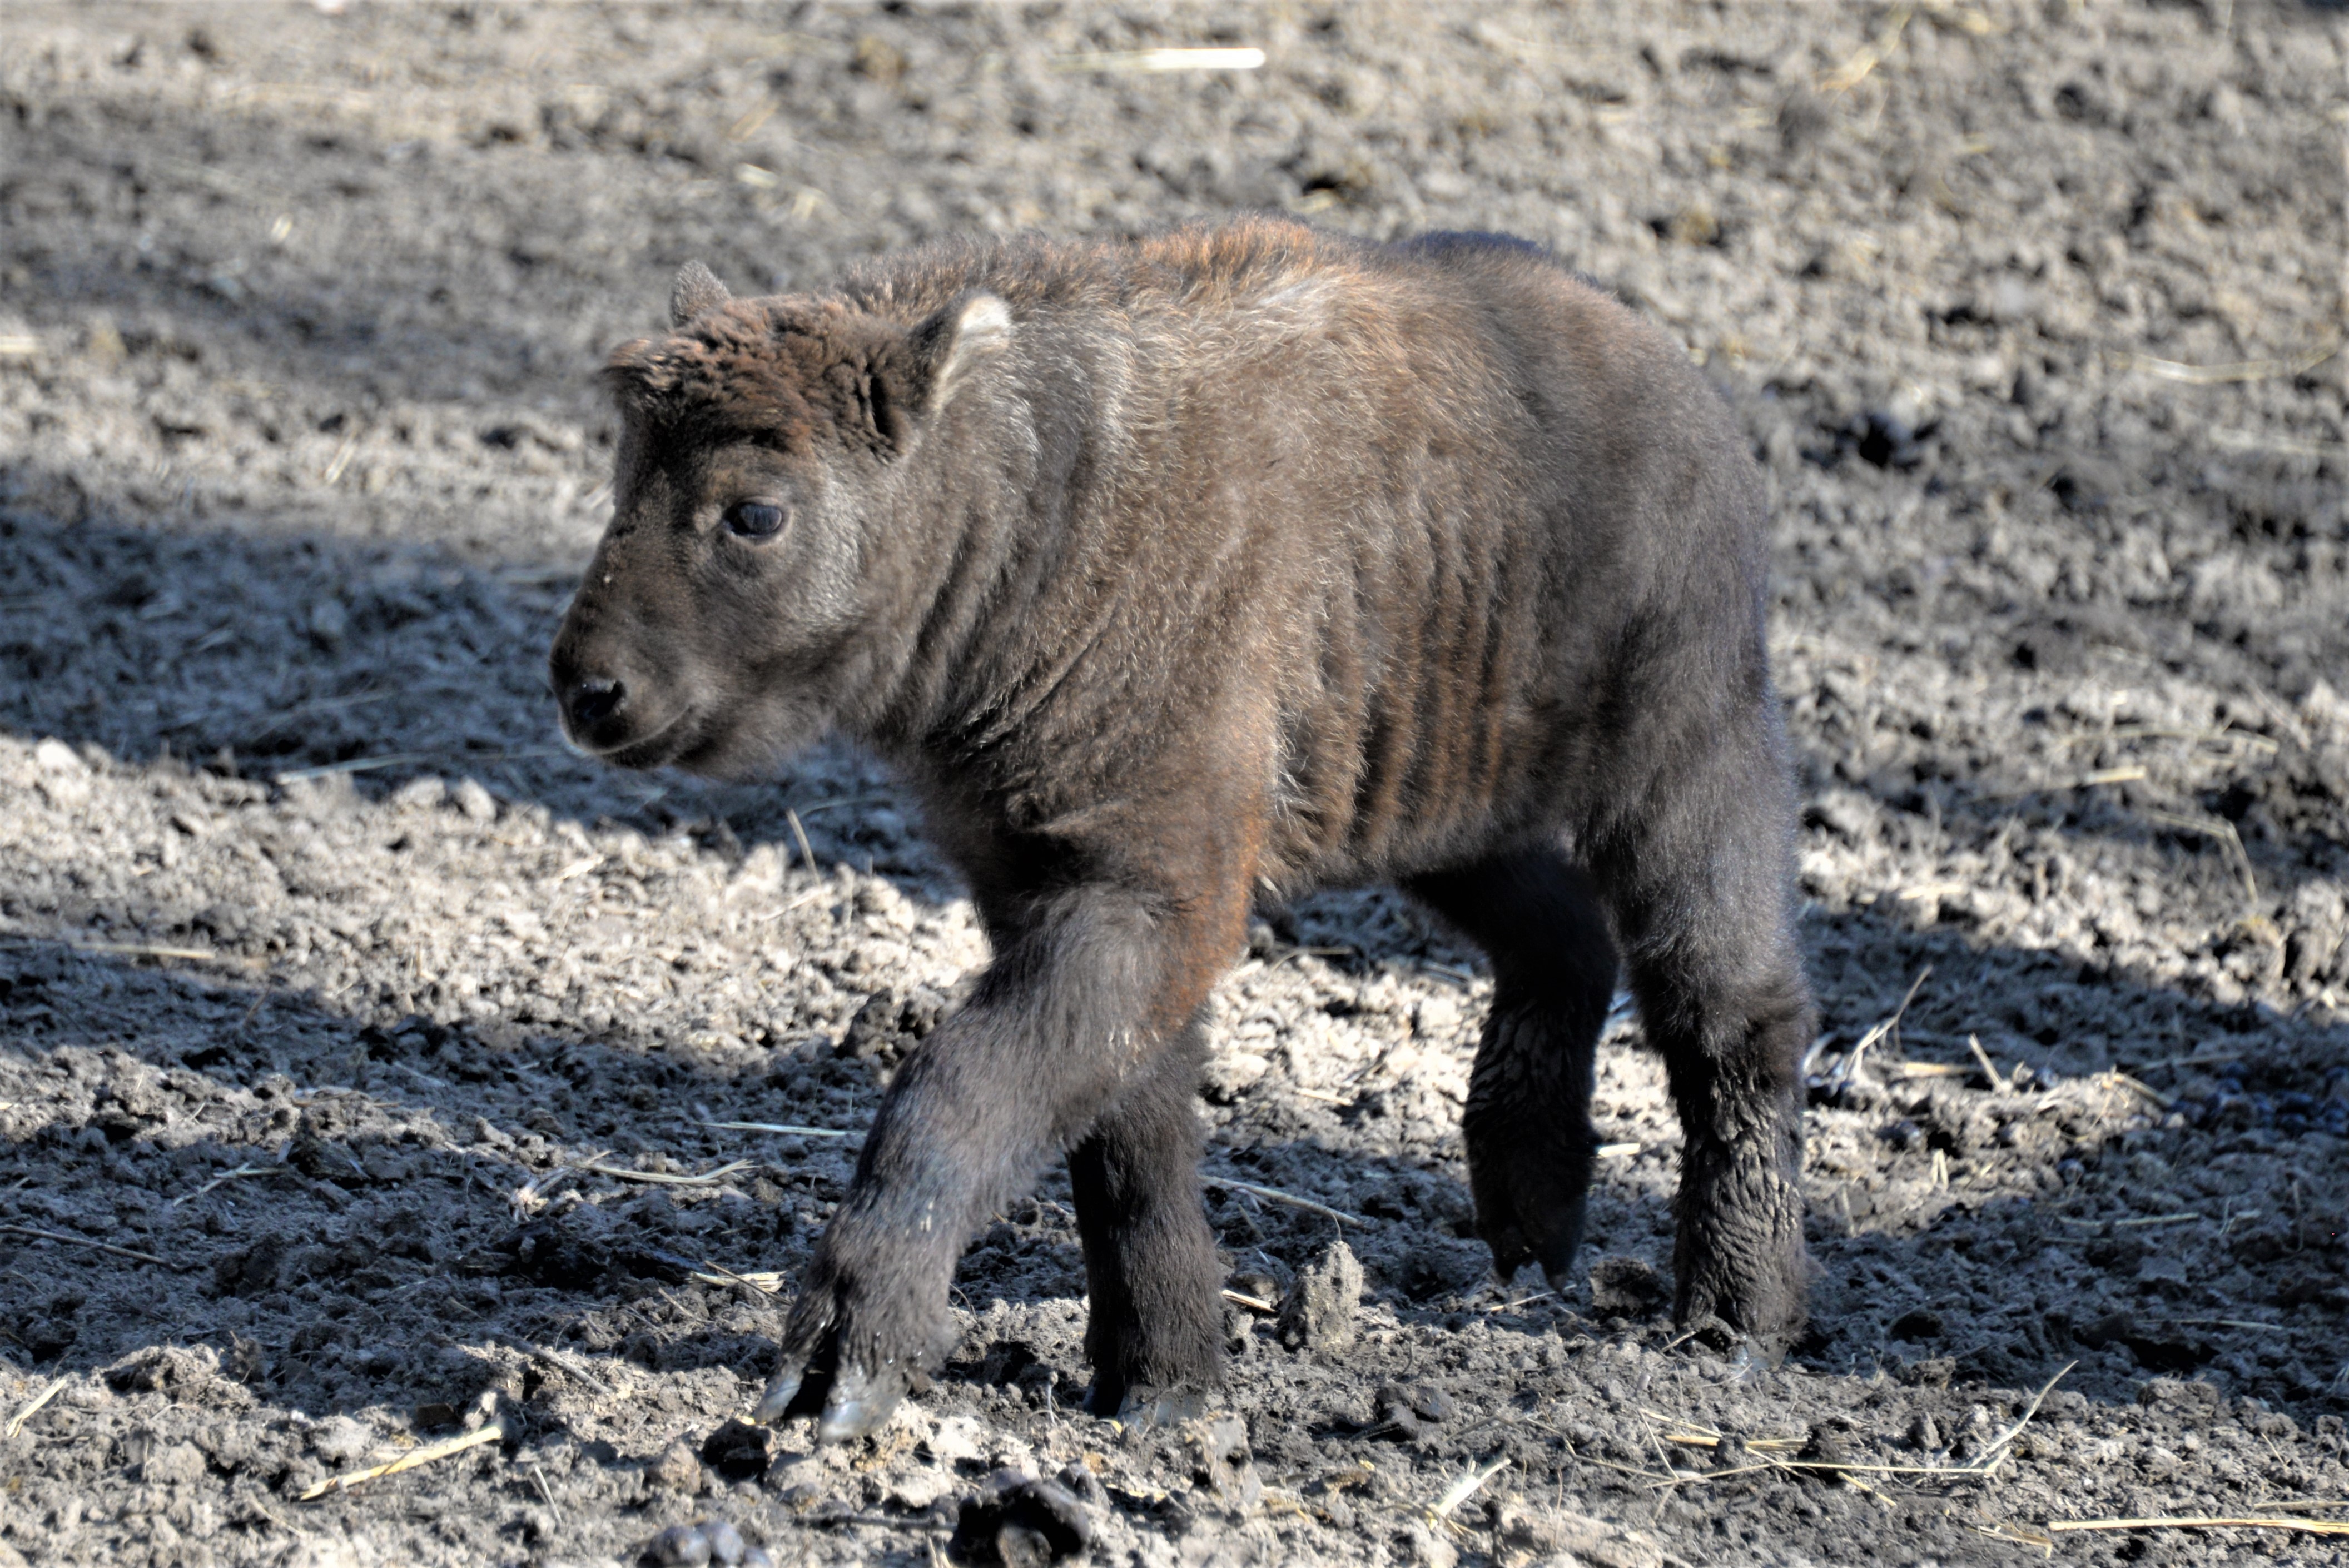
[568,678,625,730]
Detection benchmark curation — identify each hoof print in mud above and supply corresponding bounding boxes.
[1181,1415,1262,1513]
[952,1470,1095,1565]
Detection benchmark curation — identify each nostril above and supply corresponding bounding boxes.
[568,678,625,730]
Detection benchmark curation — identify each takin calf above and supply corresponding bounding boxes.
[549,218,1815,1441]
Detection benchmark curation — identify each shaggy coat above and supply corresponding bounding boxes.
[549,218,1815,1439]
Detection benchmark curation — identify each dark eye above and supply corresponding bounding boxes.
[723,501,786,540]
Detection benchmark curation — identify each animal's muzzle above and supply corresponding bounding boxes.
[565,676,626,732]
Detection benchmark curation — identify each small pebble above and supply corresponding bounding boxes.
[701,1520,744,1566]
[453,776,498,822]
[643,1524,709,1567]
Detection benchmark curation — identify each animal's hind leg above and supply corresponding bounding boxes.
[1067,1014,1224,1418]
[1592,723,1814,1356]
[1408,850,1618,1291]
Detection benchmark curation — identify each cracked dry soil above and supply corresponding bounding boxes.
[6,2,2349,1565]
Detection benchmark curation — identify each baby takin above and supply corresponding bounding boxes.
[549,218,1815,1441]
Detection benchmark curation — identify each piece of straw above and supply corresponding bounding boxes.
[2208,428,2349,461]
[1967,1034,2009,1093]
[78,940,224,963]
[299,1421,504,1500]
[1662,1362,2074,1488]
[2156,1316,2288,1332]
[493,1333,616,1397]
[2095,1069,2177,1112]
[2112,339,2341,385]
[168,1163,275,1206]
[271,753,431,785]
[6,1376,69,1438]
[1201,1175,1367,1228]
[321,434,359,487]
[1430,1455,1509,1521]
[1830,965,1931,1089]
[568,1158,754,1187]
[0,1223,180,1269]
[694,1259,783,1295]
[701,1120,857,1139]
[1819,4,1913,94]
[2140,809,2260,905]
[270,745,568,787]
[2049,1516,2349,1537]
[784,808,817,874]
[1049,47,1265,72]
[792,795,893,818]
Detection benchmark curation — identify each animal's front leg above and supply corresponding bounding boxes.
[1068,1016,1224,1418]
[753,885,1186,1441]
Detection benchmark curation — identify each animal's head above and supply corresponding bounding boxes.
[549,261,1012,776]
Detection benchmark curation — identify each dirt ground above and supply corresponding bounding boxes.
[4,1,2349,1564]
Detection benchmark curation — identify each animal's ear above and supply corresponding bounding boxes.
[901,293,1014,418]
[669,261,732,327]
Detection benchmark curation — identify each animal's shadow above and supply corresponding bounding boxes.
[6,494,2348,1433]
[3,858,2344,1436]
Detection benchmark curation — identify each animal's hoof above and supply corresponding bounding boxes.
[1674,1314,1785,1373]
[816,1362,905,1443]
[753,1351,906,1441]
[1087,1382,1209,1427]
[751,1365,809,1427]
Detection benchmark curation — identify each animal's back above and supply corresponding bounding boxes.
[844,221,1767,884]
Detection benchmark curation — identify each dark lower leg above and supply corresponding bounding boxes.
[1464,1000,1602,1288]
[1601,737,1816,1354]
[758,883,1210,1438]
[1650,987,1812,1350]
[1411,852,1617,1291]
[1068,1020,1223,1415]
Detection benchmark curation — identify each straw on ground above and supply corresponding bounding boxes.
[2048,1516,2349,1539]
[702,1120,857,1139]
[568,1158,754,1187]
[6,1376,70,1440]
[298,1422,505,1501]
[1201,1174,1368,1228]
[0,1223,181,1269]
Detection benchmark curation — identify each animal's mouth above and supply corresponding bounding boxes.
[560,703,699,770]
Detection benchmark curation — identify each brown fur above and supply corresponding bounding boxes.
[551,217,1815,1439]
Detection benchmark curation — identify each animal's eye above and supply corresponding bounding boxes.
[723,501,786,541]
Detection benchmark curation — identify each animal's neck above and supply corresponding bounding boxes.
[855,365,1080,769]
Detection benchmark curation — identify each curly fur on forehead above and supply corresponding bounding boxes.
[602,297,910,450]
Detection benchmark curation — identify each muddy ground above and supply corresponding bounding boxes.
[4,1,2349,1564]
